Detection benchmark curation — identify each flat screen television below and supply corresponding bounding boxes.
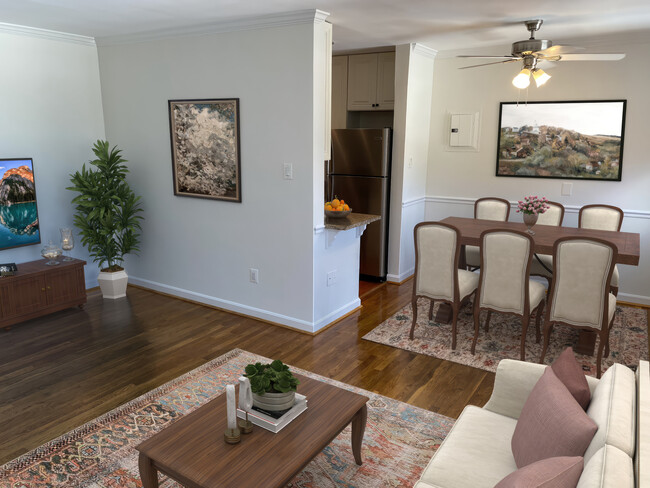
[0,158,40,250]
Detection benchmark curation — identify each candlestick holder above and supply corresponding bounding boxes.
[224,427,241,444]
[238,411,253,434]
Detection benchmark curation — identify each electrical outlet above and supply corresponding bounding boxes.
[249,268,259,284]
[561,182,573,196]
[283,163,293,180]
[408,157,413,168]
[327,270,337,287]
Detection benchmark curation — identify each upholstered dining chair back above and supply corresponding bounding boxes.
[579,204,624,231]
[414,222,459,302]
[536,201,565,227]
[549,238,616,329]
[475,197,510,222]
[478,230,533,315]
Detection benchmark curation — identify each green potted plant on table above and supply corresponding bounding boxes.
[244,359,300,412]
[67,140,143,299]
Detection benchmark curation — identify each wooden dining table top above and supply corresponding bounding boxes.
[440,216,640,266]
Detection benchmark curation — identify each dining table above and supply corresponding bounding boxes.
[434,216,641,356]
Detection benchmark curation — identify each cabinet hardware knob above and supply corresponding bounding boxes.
[47,286,52,290]
[41,288,45,292]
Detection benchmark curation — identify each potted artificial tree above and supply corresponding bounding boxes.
[68,140,143,299]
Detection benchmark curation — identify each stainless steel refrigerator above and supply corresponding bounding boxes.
[329,128,391,281]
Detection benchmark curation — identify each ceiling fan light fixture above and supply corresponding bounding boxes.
[512,69,531,89]
[533,68,551,87]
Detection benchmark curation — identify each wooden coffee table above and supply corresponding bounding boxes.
[136,374,369,488]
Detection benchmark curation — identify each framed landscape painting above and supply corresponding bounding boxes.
[169,98,242,202]
[0,158,40,250]
[496,100,626,181]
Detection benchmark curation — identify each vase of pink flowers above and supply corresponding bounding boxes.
[516,196,550,235]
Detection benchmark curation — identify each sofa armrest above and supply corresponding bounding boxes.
[483,359,548,419]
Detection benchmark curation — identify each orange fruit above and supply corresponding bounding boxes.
[343,204,350,211]
[331,198,340,208]
[340,199,345,205]
[325,204,333,211]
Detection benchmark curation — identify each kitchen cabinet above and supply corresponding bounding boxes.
[0,258,86,329]
[347,52,395,111]
[331,56,348,129]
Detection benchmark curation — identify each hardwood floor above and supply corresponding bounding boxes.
[0,280,494,465]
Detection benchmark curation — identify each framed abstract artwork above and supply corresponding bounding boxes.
[0,158,40,250]
[168,98,242,202]
[496,100,626,181]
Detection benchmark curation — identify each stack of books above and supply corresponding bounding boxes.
[237,393,307,433]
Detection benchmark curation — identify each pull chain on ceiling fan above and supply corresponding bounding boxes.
[457,19,626,89]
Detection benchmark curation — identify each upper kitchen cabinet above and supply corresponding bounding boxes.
[347,52,395,111]
[331,56,348,130]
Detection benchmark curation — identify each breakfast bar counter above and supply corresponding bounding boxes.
[324,213,380,231]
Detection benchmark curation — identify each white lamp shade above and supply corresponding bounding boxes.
[512,69,531,89]
[533,69,551,87]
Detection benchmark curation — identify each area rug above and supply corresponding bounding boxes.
[0,349,453,488]
[363,300,648,376]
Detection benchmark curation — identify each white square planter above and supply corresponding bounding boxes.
[97,269,128,299]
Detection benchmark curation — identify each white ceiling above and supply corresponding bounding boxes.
[2,0,650,52]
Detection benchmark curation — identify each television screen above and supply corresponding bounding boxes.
[0,158,40,250]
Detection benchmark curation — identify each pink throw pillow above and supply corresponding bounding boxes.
[512,368,597,468]
[495,456,583,488]
[551,347,591,410]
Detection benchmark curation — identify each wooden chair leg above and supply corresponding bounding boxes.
[409,296,418,340]
[451,304,459,350]
[428,300,435,320]
[604,314,616,358]
[596,330,607,379]
[535,304,543,344]
[484,310,492,333]
[611,286,619,297]
[520,314,530,361]
[471,306,481,355]
[539,320,553,364]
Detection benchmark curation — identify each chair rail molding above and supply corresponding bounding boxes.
[402,196,427,208]
[425,196,650,219]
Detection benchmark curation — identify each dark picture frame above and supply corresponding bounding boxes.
[168,98,242,202]
[496,100,626,181]
[0,158,41,250]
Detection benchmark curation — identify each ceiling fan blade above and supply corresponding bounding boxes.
[536,60,558,70]
[459,59,519,69]
[559,53,626,61]
[457,55,518,59]
[536,44,584,56]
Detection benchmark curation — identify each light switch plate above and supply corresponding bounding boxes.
[283,163,293,180]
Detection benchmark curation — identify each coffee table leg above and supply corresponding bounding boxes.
[139,452,159,488]
[351,404,367,466]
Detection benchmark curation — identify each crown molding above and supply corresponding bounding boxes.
[97,9,330,47]
[0,22,95,46]
[412,43,438,59]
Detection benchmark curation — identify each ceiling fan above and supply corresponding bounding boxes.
[458,19,626,88]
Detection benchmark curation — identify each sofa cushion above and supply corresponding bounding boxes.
[551,347,591,409]
[494,456,583,488]
[512,368,597,468]
[583,363,636,462]
[576,445,634,488]
[419,405,518,488]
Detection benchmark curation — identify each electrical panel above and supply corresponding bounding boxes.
[448,112,480,150]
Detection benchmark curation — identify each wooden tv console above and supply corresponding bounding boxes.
[0,258,86,329]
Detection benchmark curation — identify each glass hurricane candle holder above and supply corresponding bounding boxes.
[60,228,75,261]
[41,241,62,266]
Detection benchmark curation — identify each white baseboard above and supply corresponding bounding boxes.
[387,267,414,284]
[128,276,317,333]
[618,293,650,307]
[314,298,361,331]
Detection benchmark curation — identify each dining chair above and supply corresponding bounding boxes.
[465,197,511,270]
[539,237,618,378]
[579,204,624,296]
[470,229,546,361]
[410,221,479,349]
[529,201,565,284]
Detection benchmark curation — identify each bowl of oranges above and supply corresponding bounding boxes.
[325,197,352,218]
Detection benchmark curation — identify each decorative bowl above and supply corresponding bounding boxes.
[325,209,352,218]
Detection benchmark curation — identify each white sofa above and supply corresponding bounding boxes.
[415,359,650,487]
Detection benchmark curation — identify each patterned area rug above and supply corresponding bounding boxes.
[363,300,648,376]
[0,349,453,488]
